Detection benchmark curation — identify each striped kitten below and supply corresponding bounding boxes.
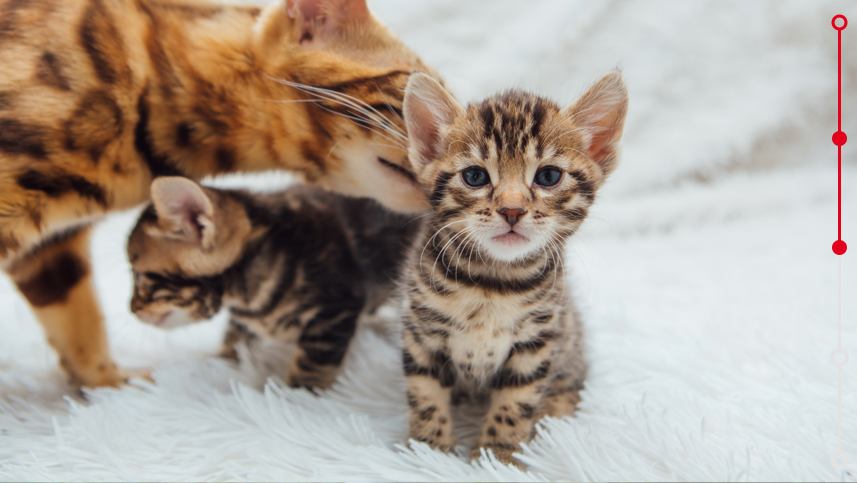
[399,72,629,465]
[127,177,417,389]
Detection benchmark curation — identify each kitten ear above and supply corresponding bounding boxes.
[286,0,370,49]
[150,177,216,250]
[561,71,629,177]
[403,73,464,172]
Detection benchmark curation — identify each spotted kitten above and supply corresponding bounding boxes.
[127,177,417,389]
[399,72,629,465]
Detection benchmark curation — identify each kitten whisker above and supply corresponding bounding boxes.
[454,230,479,284]
[434,227,473,290]
[420,220,467,276]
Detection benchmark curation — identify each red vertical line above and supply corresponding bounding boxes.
[838,27,843,241]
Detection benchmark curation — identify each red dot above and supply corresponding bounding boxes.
[833,15,848,31]
[833,131,847,146]
[833,240,847,255]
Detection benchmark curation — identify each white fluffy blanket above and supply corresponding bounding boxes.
[1,1,856,480]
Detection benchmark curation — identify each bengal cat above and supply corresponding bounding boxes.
[0,0,438,387]
[398,72,629,466]
[126,177,418,389]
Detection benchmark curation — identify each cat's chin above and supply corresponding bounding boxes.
[483,232,538,262]
[137,309,195,330]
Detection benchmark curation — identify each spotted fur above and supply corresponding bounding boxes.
[127,177,419,389]
[0,0,439,387]
[398,72,629,466]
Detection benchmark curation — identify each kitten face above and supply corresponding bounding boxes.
[403,73,629,262]
[127,178,253,328]
[130,269,223,329]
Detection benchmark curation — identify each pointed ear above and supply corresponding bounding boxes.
[403,73,464,173]
[286,0,370,48]
[561,71,629,177]
[150,177,216,249]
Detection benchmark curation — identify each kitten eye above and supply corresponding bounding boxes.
[534,167,562,187]
[462,168,490,187]
[152,292,176,302]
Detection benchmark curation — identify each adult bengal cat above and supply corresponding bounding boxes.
[0,0,436,387]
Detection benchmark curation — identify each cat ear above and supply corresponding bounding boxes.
[403,73,464,172]
[150,177,216,249]
[561,71,629,177]
[286,0,370,49]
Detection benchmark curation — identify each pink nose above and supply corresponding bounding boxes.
[498,207,527,226]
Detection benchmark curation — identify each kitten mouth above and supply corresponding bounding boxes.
[377,157,417,184]
[492,231,529,246]
[149,311,172,327]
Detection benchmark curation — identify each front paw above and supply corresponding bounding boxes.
[408,405,456,452]
[470,443,525,468]
[286,365,339,390]
[408,430,456,453]
[68,364,152,388]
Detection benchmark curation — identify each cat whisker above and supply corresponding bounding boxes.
[404,212,435,227]
[368,142,409,153]
[313,104,408,149]
[453,230,479,284]
[432,227,472,290]
[257,98,324,104]
[542,228,568,302]
[465,231,481,283]
[420,219,467,275]
[270,77,408,142]
[274,82,403,142]
[439,228,473,288]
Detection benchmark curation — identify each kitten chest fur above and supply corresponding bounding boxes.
[416,264,555,387]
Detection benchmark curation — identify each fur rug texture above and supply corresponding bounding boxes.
[2,0,857,481]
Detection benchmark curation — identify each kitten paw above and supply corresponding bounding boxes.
[408,434,456,453]
[470,445,526,468]
[217,345,240,362]
[68,364,152,388]
[543,389,581,418]
[286,368,338,390]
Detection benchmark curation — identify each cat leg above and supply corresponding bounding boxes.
[403,341,456,451]
[218,319,256,362]
[542,385,582,419]
[287,308,360,390]
[471,346,558,467]
[542,340,586,419]
[471,385,543,468]
[6,226,142,387]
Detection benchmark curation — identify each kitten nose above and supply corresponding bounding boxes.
[498,207,527,226]
[130,296,143,313]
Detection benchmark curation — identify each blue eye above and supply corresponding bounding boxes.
[462,168,490,187]
[535,168,562,187]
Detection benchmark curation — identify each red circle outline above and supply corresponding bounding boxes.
[833,15,847,31]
